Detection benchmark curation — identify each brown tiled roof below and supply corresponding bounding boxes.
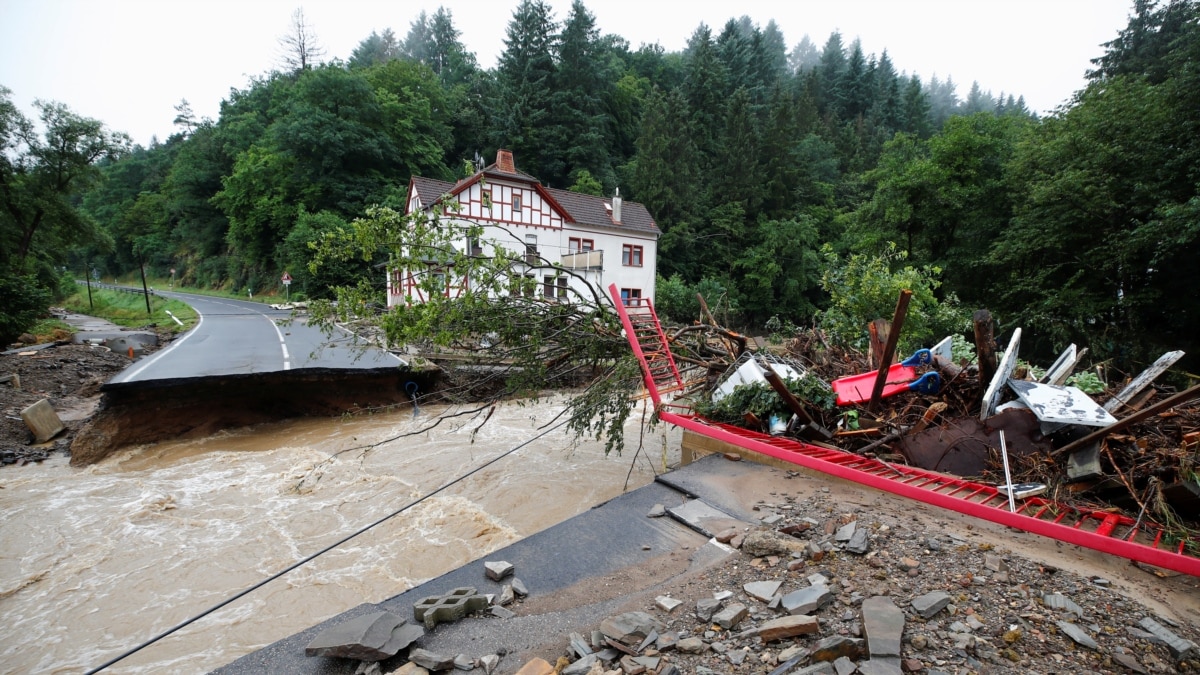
[407,176,660,237]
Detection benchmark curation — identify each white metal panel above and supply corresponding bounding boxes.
[1007,380,1118,427]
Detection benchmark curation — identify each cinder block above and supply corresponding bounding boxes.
[413,587,489,629]
[21,399,64,443]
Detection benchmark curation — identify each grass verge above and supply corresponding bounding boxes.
[64,288,198,333]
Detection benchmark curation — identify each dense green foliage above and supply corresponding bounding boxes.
[4,0,1199,371]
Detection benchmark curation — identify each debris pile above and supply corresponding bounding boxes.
[666,301,1200,551]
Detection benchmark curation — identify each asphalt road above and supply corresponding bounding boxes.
[110,290,404,383]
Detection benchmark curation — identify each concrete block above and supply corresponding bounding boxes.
[21,399,64,443]
[413,587,489,629]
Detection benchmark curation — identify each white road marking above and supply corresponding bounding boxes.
[115,308,205,383]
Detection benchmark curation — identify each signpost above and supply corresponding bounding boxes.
[169,267,176,288]
[282,271,292,301]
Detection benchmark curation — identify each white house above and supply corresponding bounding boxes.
[388,149,660,309]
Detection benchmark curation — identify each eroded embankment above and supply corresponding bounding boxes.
[70,367,439,465]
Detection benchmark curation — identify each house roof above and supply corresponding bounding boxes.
[406,151,660,237]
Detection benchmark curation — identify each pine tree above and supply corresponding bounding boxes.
[493,0,559,179]
[552,0,615,187]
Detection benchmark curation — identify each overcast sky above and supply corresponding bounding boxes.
[1,0,1133,147]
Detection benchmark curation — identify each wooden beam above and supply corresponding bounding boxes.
[868,290,913,412]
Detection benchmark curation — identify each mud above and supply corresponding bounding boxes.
[70,367,440,465]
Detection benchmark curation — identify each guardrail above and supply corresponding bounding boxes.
[76,280,161,298]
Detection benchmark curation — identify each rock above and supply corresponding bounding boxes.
[490,606,514,619]
[862,596,904,659]
[965,615,985,632]
[898,557,920,571]
[901,658,924,672]
[304,611,422,660]
[713,589,734,602]
[858,661,903,675]
[793,664,835,675]
[807,573,829,586]
[1056,621,1098,650]
[656,632,678,651]
[762,513,784,525]
[713,603,748,630]
[676,637,707,654]
[1112,652,1148,674]
[696,598,723,622]
[807,541,825,561]
[833,656,856,675]
[655,595,683,613]
[497,584,515,606]
[479,654,499,674]
[21,399,64,443]
[484,561,514,580]
[810,636,864,662]
[740,614,819,641]
[647,504,666,517]
[391,664,427,675]
[984,553,1008,572]
[1138,617,1198,660]
[835,521,857,542]
[845,528,871,554]
[910,635,928,650]
[910,591,952,619]
[512,578,528,597]
[742,528,801,556]
[744,580,783,602]
[355,662,383,675]
[409,648,456,671]
[453,654,474,670]
[568,632,592,659]
[1043,592,1084,617]
[715,527,740,543]
[562,654,597,675]
[781,584,834,616]
[599,611,663,646]
[513,658,554,675]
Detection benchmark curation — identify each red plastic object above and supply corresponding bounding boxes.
[608,284,1200,577]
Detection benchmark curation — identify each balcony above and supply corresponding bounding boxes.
[560,249,604,270]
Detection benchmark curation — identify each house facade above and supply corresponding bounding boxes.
[388,149,660,309]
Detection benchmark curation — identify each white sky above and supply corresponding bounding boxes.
[0,0,1132,147]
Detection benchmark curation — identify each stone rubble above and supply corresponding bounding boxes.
[319,492,1199,675]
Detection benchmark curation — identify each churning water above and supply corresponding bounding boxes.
[0,397,678,674]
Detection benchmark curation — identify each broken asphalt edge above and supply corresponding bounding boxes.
[211,453,754,675]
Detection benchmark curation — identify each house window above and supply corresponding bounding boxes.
[524,234,538,264]
[512,193,522,212]
[481,189,493,209]
[569,237,594,253]
[467,237,482,255]
[522,273,535,297]
[620,288,642,306]
[557,276,568,299]
[543,275,557,298]
[621,244,643,267]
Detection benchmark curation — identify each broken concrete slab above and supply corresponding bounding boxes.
[846,528,871,554]
[744,580,782,602]
[862,596,904,658]
[911,591,952,619]
[304,611,421,661]
[21,399,64,444]
[408,648,455,671]
[1056,621,1098,650]
[599,611,664,646]
[1067,444,1103,482]
[1043,592,1084,617]
[781,584,834,616]
[739,614,819,641]
[667,499,744,538]
[1139,617,1198,660]
[483,560,514,580]
[712,603,748,630]
[810,636,864,662]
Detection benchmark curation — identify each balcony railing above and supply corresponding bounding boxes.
[559,249,603,270]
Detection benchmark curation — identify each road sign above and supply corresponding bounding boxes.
[281,271,292,285]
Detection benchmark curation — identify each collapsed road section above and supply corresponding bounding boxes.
[70,367,438,465]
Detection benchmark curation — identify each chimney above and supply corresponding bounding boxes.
[611,187,622,223]
[496,149,516,174]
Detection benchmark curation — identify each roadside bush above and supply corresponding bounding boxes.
[0,271,52,344]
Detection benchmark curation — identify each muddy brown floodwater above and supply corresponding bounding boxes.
[0,397,680,674]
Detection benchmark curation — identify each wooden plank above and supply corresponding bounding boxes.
[973,310,997,388]
[981,328,1021,421]
[1104,350,1185,414]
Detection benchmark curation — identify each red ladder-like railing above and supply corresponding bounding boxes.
[608,284,1200,577]
[609,286,685,408]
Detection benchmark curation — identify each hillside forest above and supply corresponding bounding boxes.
[2,0,1199,372]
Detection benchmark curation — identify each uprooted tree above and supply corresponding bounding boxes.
[305,201,648,455]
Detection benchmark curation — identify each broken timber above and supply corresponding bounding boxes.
[609,283,1200,578]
